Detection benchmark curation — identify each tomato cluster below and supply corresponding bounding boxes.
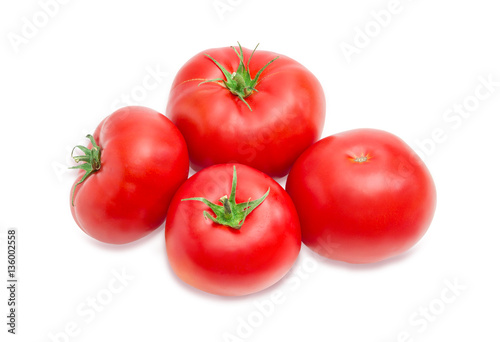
[69,43,436,296]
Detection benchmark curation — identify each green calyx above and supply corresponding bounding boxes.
[69,134,102,206]
[199,42,279,111]
[182,166,270,230]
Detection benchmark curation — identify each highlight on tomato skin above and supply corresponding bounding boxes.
[166,42,326,178]
[164,163,301,296]
[69,106,190,245]
[286,128,437,264]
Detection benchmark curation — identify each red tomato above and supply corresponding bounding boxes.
[70,106,189,244]
[286,129,437,264]
[165,164,301,296]
[166,43,325,177]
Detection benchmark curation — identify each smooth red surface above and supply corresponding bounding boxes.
[70,106,189,244]
[165,164,301,296]
[286,129,437,264]
[166,46,325,177]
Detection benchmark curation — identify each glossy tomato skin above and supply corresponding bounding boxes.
[166,46,325,177]
[165,164,301,296]
[286,129,437,264]
[70,106,189,244]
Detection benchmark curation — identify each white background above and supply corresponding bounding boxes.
[1,0,499,341]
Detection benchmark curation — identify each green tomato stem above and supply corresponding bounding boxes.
[199,42,279,112]
[182,166,270,230]
[69,134,102,206]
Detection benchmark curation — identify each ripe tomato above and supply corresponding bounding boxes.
[70,106,189,244]
[286,129,437,264]
[166,43,325,177]
[165,164,301,296]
